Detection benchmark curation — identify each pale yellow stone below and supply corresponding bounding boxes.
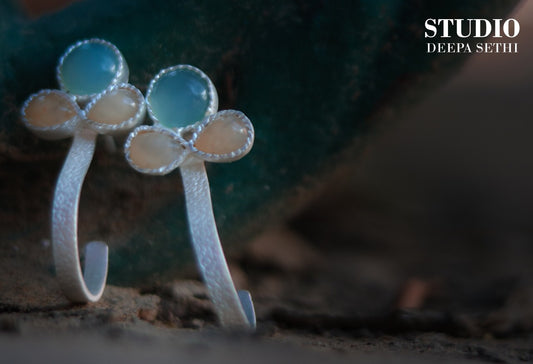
[129,131,181,170]
[194,114,249,155]
[24,92,77,127]
[87,88,138,125]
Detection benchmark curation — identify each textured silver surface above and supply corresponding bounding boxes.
[51,128,108,302]
[21,39,144,303]
[180,160,255,329]
[125,64,256,328]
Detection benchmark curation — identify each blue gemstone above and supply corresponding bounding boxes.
[148,68,212,129]
[59,42,119,95]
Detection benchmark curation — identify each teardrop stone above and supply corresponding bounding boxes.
[194,113,249,155]
[24,92,77,127]
[129,131,183,170]
[59,42,119,95]
[148,68,212,129]
[87,88,139,125]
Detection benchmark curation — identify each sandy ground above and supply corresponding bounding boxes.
[1,221,532,363]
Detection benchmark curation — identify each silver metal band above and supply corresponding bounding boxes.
[52,128,108,302]
[180,160,256,329]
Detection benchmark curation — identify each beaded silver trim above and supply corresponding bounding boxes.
[188,110,255,163]
[145,64,218,131]
[84,83,146,136]
[124,125,188,175]
[57,38,129,104]
[20,89,81,140]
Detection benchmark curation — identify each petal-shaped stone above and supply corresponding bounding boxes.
[194,112,250,155]
[59,42,120,95]
[148,67,213,129]
[87,88,139,125]
[128,130,183,171]
[24,92,78,127]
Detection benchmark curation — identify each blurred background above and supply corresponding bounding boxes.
[286,1,533,320]
[1,0,532,362]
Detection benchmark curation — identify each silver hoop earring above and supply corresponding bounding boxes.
[125,65,256,329]
[21,39,146,302]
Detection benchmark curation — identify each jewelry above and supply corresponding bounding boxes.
[125,65,256,329]
[20,39,146,302]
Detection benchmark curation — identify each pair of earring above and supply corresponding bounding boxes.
[21,39,256,330]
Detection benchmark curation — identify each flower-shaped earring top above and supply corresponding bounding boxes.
[20,39,146,303]
[125,65,256,329]
[22,39,144,140]
[125,65,254,174]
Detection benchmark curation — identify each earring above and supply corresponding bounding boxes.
[20,39,146,302]
[124,65,256,329]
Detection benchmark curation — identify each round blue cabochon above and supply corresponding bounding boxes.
[59,42,120,95]
[148,68,212,129]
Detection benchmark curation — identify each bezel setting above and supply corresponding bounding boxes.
[146,64,218,130]
[188,110,255,163]
[124,125,188,175]
[18,38,144,305]
[124,63,257,329]
[57,38,129,104]
[84,83,146,136]
[21,89,81,140]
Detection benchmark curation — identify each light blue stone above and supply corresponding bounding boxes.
[148,68,211,129]
[59,42,119,95]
